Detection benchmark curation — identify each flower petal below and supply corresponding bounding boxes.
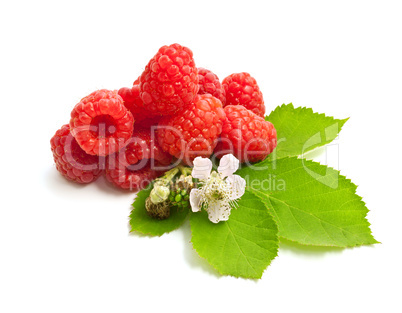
[189,189,203,212]
[226,175,246,200]
[192,157,212,180]
[206,201,232,223]
[218,154,239,178]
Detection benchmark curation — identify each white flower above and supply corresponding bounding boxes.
[190,154,246,223]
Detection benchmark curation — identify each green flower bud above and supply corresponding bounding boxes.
[150,185,170,204]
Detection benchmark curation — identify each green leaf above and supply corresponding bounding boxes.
[238,157,378,247]
[266,103,348,159]
[129,186,189,236]
[190,191,279,279]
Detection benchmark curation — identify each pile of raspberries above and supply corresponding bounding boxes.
[50,43,277,191]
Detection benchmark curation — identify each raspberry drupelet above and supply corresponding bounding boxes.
[50,124,102,184]
[69,89,134,156]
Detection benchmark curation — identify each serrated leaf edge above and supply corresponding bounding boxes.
[243,157,379,247]
[266,103,349,126]
[266,103,349,159]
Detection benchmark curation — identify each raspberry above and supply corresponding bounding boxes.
[214,105,277,163]
[118,85,152,121]
[197,67,226,105]
[157,94,226,165]
[139,43,199,116]
[50,124,102,184]
[122,127,172,166]
[105,164,158,191]
[133,76,140,85]
[135,116,162,129]
[222,72,265,117]
[70,89,134,156]
[118,85,161,128]
[105,127,171,190]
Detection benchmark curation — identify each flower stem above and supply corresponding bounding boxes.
[163,167,180,182]
[178,166,192,176]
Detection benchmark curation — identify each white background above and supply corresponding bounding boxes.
[1,1,401,312]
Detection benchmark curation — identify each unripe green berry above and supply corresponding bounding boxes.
[175,194,182,202]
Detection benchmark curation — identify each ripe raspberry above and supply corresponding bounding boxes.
[214,105,277,163]
[133,76,140,85]
[157,94,226,165]
[50,124,102,184]
[139,43,199,116]
[118,85,152,121]
[105,127,171,190]
[70,89,134,156]
[134,116,162,129]
[197,67,226,105]
[105,164,158,191]
[118,85,162,128]
[122,127,172,166]
[222,72,265,117]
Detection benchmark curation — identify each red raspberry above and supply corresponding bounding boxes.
[214,105,277,163]
[139,43,199,116]
[122,127,172,166]
[105,164,158,191]
[157,94,226,165]
[118,85,153,122]
[105,127,171,190]
[134,116,162,129]
[197,67,226,105]
[222,72,265,117]
[133,76,140,85]
[50,124,102,184]
[70,89,134,156]
[118,85,162,129]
